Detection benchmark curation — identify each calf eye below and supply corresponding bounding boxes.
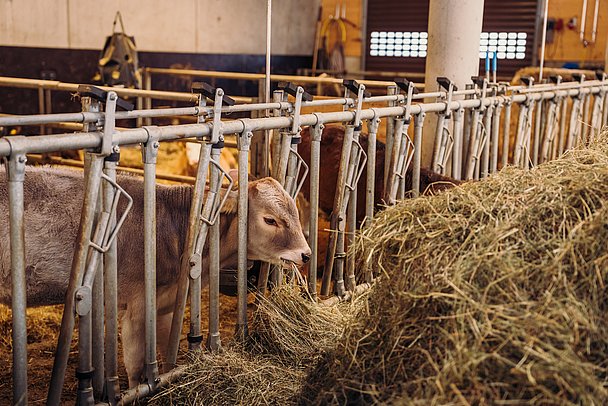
[264,217,278,226]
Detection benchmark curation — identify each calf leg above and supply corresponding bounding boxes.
[121,298,146,388]
[156,311,173,373]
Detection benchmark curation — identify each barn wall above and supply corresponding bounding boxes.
[544,0,607,67]
[0,0,320,55]
[318,0,363,71]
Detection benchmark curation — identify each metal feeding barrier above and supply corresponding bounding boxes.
[2,72,608,405]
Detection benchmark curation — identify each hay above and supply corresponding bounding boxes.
[151,285,366,405]
[304,135,608,404]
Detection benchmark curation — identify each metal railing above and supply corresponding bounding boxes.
[2,72,607,405]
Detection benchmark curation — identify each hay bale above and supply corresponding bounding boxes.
[304,135,608,404]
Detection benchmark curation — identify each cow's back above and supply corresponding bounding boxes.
[0,166,85,305]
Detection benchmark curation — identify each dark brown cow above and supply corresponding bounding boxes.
[298,125,462,222]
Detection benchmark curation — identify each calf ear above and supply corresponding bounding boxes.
[219,189,238,214]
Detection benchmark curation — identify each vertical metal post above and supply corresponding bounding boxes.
[236,131,253,339]
[91,227,105,401]
[365,116,380,224]
[142,127,160,387]
[48,96,105,405]
[480,105,493,178]
[102,157,120,406]
[345,127,360,291]
[557,95,568,155]
[490,102,502,173]
[383,85,397,194]
[6,149,28,406]
[581,89,592,144]
[321,125,354,296]
[308,123,323,299]
[501,100,512,168]
[167,102,212,367]
[412,112,425,197]
[532,96,544,165]
[566,96,582,150]
[540,98,558,163]
[207,144,222,352]
[451,107,464,179]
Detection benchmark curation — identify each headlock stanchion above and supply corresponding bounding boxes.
[540,76,563,163]
[386,78,416,203]
[102,151,121,405]
[3,73,608,405]
[566,74,585,151]
[466,76,489,179]
[168,83,236,361]
[321,80,368,296]
[432,77,456,176]
[307,121,324,299]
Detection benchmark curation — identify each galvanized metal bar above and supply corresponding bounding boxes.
[451,107,464,179]
[206,144,222,352]
[532,96,544,165]
[365,116,380,224]
[236,130,253,340]
[540,98,559,163]
[307,123,323,299]
[558,96,569,155]
[77,210,109,406]
[345,127,361,291]
[480,105,493,178]
[383,85,397,195]
[48,153,105,405]
[490,102,502,173]
[321,124,353,296]
[412,112,425,197]
[385,118,404,203]
[6,149,28,406]
[501,100,512,168]
[142,127,160,387]
[566,96,582,150]
[102,157,121,406]
[92,226,105,400]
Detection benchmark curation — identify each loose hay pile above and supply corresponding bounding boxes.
[151,286,365,405]
[304,135,608,404]
[152,134,608,405]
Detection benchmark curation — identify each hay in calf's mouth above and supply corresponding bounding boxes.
[150,285,367,405]
[304,134,608,405]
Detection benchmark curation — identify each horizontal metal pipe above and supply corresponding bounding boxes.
[117,366,187,405]
[0,76,252,103]
[1,84,604,158]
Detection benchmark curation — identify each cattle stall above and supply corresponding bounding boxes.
[1,71,608,405]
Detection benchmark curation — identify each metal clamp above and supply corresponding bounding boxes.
[192,82,235,144]
[88,174,134,254]
[343,79,370,129]
[277,81,313,135]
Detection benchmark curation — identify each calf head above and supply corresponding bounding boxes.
[247,177,311,267]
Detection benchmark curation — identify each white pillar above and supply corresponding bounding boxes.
[422,0,485,169]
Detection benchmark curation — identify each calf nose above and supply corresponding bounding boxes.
[302,253,310,263]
